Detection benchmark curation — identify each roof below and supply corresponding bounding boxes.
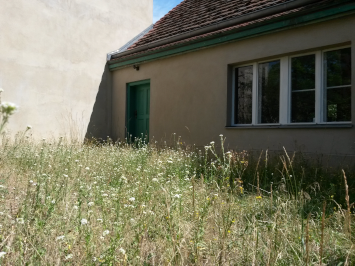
[108,0,355,65]
[129,0,291,50]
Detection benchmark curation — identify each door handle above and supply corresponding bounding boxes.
[134,110,137,119]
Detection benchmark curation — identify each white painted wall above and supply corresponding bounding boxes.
[0,0,153,139]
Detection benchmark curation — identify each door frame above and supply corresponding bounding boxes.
[126,79,151,141]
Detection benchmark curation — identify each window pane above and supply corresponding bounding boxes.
[258,60,280,123]
[326,48,351,87]
[235,66,253,124]
[326,86,351,122]
[325,48,351,122]
[291,54,315,91]
[291,54,315,122]
[292,91,315,122]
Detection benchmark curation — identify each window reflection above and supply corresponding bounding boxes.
[235,66,253,124]
[258,61,280,124]
[325,48,351,122]
[291,54,316,123]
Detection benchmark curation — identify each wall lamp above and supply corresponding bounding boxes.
[133,65,140,71]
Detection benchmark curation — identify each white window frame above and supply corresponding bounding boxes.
[232,45,352,126]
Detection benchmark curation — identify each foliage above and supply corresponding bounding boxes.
[0,88,19,134]
[0,135,354,265]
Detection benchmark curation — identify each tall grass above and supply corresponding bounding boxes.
[0,135,353,265]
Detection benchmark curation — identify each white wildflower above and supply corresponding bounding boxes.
[0,185,5,189]
[51,200,56,204]
[103,230,109,236]
[119,248,126,255]
[1,102,19,115]
[65,254,73,260]
[152,178,158,182]
[219,134,223,137]
[129,197,135,202]
[16,218,24,224]
[88,202,94,207]
[97,218,103,223]
[26,125,32,130]
[73,205,78,210]
[81,218,88,225]
[29,180,33,183]
[85,167,90,170]
[0,252,6,258]
[56,235,65,241]
[102,194,108,197]
[210,141,215,145]
[173,194,181,199]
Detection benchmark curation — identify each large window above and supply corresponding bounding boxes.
[232,47,352,126]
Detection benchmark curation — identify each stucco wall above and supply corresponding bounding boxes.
[112,15,355,159]
[0,0,152,139]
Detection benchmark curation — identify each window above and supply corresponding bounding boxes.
[234,66,253,124]
[291,54,316,123]
[258,60,280,123]
[324,48,351,122]
[232,47,352,126]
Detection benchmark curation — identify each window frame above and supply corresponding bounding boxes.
[231,45,352,127]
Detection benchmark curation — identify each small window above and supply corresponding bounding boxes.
[324,47,351,122]
[234,66,253,124]
[291,54,316,123]
[258,60,280,124]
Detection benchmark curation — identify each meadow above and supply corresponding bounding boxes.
[0,134,354,265]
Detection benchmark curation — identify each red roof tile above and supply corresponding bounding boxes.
[129,0,292,50]
[110,0,343,62]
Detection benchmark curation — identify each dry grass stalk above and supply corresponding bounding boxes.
[306,212,311,265]
[320,201,326,266]
[342,169,351,236]
[253,150,263,192]
[257,172,260,197]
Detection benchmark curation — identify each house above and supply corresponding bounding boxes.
[0,0,153,139]
[107,0,355,162]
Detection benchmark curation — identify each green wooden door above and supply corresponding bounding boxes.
[127,82,150,141]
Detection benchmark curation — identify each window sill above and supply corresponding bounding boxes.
[226,123,353,129]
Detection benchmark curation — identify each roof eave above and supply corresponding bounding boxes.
[108,0,355,71]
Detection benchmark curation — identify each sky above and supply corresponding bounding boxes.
[153,0,183,23]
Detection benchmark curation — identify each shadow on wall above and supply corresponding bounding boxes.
[85,63,112,141]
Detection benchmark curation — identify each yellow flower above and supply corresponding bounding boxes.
[232,220,235,223]
[256,196,262,199]
[228,230,231,234]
